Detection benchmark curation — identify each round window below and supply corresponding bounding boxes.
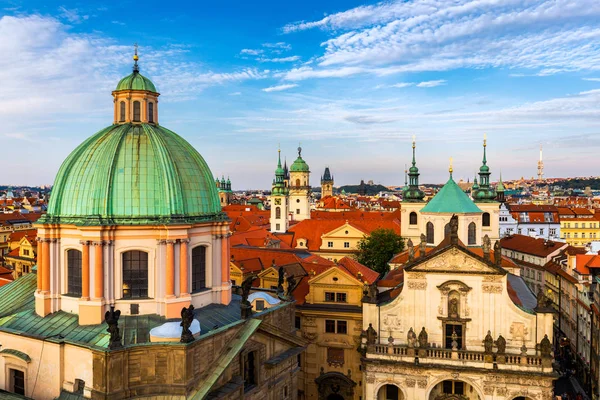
[296,199,300,203]
[333,277,338,281]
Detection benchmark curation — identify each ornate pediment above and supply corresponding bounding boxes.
[406,246,505,275]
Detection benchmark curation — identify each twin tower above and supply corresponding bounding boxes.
[269,147,333,233]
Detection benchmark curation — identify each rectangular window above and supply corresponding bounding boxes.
[296,209,300,214]
[255,300,265,311]
[575,223,579,228]
[539,228,544,235]
[276,223,280,231]
[336,293,347,302]
[327,347,344,366]
[295,316,301,329]
[191,246,207,292]
[550,228,556,236]
[23,249,29,256]
[325,319,336,333]
[325,292,336,302]
[327,241,334,248]
[243,351,257,390]
[444,323,463,349]
[122,250,149,299]
[336,320,347,334]
[231,279,237,286]
[344,242,350,248]
[11,369,25,395]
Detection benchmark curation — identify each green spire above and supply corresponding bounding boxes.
[496,173,505,192]
[403,135,425,202]
[272,149,287,195]
[472,134,496,202]
[472,173,479,191]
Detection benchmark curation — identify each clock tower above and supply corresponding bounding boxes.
[270,149,289,233]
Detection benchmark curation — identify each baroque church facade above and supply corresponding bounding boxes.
[361,217,556,400]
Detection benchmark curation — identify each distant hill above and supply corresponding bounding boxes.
[338,184,389,196]
[556,178,600,190]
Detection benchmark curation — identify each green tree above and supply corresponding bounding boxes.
[355,228,404,275]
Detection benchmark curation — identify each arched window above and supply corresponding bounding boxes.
[192,246,206,292]
[275,206,281,219]
[148,102,154,123]
[409,212,417,225]
[67,249,82,296]
[468,222,476,245]
[444,223,451,238]
[295,179,301,187]
[426,222,434,244]
[133,101,141,122]
[119,101,126,122]
[122,250,148,298]
[482,212,490,227]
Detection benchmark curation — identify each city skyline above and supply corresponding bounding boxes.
[2,0,600,188]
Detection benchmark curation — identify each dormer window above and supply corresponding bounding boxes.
[133,101,141,122]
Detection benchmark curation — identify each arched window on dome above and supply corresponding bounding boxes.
[444,223,451,238]
[133,101,141,122]
[119,101,126,122]
[275,206,281,219]
[296,178,301,187]
[67,249,82,296]
[148,102,154,123]
[122,250,148,298]
[468,222,476,245]
[409,212,417,225]
[192,246,207,292]
[426,222,434,244]
[482,212,490,227]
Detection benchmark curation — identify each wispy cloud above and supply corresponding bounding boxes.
[58,6,89,23]
[262,42,291,50]
[391,82,414,88]
[262,84,299,92]
[583,77,600,82]
[241,48,263,56]
[259,55,300,63]
[416,80,446,88]
[280,0,600,79]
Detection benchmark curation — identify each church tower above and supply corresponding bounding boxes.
[218,176,233,206]
[270,150,289,233]
[321,167,334,198]
[471,134,500,244]
[289,146,311,221]
[400,136,427,242]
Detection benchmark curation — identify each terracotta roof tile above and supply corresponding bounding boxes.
[500,234,567,258]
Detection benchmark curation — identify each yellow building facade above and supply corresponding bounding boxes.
[558,208,600,246]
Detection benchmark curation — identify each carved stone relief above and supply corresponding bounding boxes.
[482,284,503,293]
[408,281,427,290]
[509,322,529,341]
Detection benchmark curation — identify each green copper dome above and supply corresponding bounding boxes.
[421,177,482,214]
[116,71,157,92]
[41,124,224,226]
[290,147,310,172]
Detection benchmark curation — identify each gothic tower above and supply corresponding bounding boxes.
[270,150,289,233]
[321,167,334,198]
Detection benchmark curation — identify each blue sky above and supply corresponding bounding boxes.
[2,0,600,189]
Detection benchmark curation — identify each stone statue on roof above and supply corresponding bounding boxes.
[105,306,122,350]
[407,238,415,262]
[449,214,459,245]
[495,334,506,354]
[536,288,549,310]
[286,274,296,299]
[240,274,256,319]
[407,327,417,348]
[539,334,552,357]
[482,235,491,260]
[494,240,502,266]
[180,305,195,343]
[365,323,377,345]
[418,327,428,348]
[419,234,427,257]
[483,330,494,353]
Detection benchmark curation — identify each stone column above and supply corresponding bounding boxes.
[166,240,175,298]
[93,241,104,300]
[42,239,50,293]
[36,238,43,291]
[179,239,189,296]
[80,241,90,300]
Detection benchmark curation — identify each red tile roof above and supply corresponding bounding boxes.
[575,254,600,275]
[336,257,379,284]
[500,234,567,258]
[7,229,37,243]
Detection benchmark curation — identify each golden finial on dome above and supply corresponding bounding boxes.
[133,43,139,72]
[449,156,453,177]
[483,132,487,147]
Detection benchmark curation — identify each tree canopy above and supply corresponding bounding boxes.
[355,228,404,275]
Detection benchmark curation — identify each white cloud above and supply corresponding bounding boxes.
[280,0,600,79]
[58,6,89,23]
[240,48,264,56]
[229,92,242,96]
[416,80,446,87]
[262,42,291,50]
[390,82,414,88]
[583,78,600,82]
[259,56,301,63]
[262,84,299,92]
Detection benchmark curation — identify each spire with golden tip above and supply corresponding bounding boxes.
[133,43,139,73]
